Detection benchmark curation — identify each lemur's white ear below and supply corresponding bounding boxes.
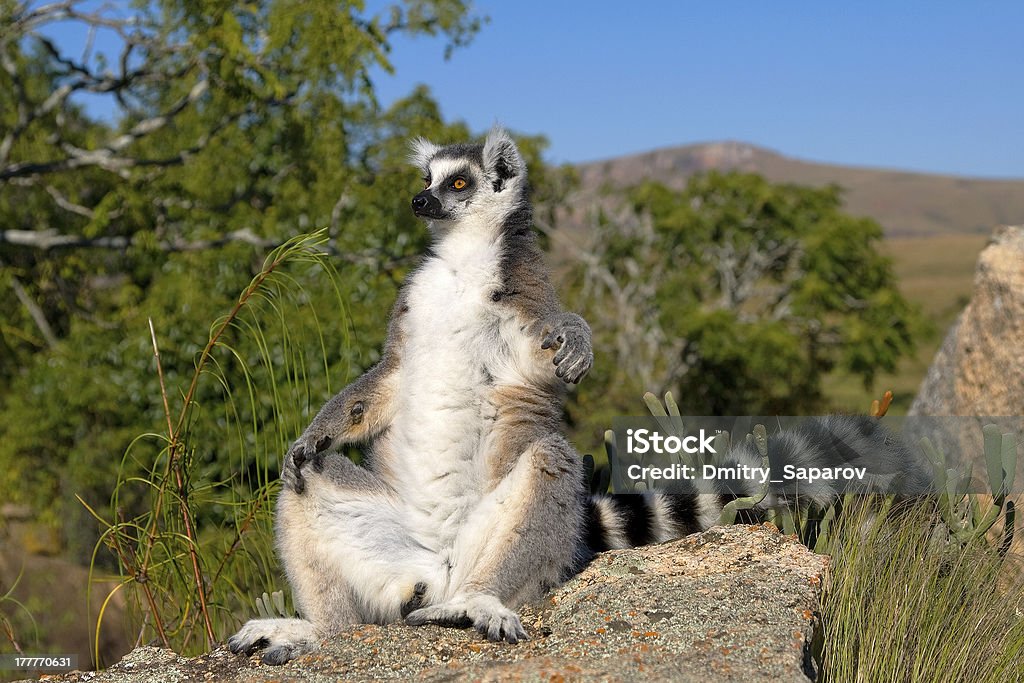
[408,137,440,171]
[482,126,526,191]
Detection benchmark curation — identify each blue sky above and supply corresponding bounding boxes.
[370,2,1024,178]
[37,1,1024,178]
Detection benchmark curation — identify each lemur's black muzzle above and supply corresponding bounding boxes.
[411,191,445,219]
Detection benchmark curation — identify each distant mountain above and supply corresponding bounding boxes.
[574,142,1024,236]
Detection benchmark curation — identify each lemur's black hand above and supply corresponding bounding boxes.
[282,434,334,494]
[541,313,593,384]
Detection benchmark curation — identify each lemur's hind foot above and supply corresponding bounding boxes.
[406,593,529,644]
[227,617,317,665]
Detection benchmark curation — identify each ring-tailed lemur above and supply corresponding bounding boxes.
[228,128,930,665]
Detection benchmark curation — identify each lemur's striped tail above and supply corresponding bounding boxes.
[582,414,933,554]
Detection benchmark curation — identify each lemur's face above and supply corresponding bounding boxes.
[409,128,526,230]
[411,153,487,222]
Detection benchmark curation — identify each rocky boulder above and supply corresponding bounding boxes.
[19,524,827,682]
[908,225,1024,491]
[910,224,1024,418]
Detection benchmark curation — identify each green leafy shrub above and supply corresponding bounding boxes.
[564,173,924,444]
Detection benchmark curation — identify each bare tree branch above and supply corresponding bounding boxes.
[0,1,214,182]
[540,206,688,393]
[1,227,277,252]
[0,228,417,274]
[6,268,59,349]
[42,184,99,218]
[1,77,215,181]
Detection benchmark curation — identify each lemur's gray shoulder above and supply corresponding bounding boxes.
[494,206,561,319]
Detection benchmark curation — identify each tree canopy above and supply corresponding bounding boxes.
[0,0,485,553]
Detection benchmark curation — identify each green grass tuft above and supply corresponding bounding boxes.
[85,229,348,662]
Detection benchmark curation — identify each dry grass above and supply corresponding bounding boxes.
[819,498,1024,682]
[883,233,990,320]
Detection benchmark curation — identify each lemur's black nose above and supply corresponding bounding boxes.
[412,190,444,219]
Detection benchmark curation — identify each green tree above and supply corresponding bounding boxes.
[564,171,922,440]
[0,0,481,525]
[0,0,481,383]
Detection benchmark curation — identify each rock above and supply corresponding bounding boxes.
[910,225,1024,418]
[908,225,1024,486]
[19,524,826,682]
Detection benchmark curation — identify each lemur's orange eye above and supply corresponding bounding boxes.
[452,177,467,190]
[423,177,431,189]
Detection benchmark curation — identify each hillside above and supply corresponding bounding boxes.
[575,142,1024,237]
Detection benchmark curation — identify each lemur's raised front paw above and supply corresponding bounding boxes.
[541,314,593,385]
[282,433,334,495]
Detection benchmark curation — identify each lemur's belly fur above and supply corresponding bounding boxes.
[377,234,552,555]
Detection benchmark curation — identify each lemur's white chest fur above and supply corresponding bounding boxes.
[378,222,539,550]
